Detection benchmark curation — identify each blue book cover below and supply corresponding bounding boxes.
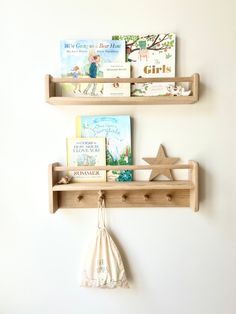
[76,115,132,182]
[60,40,126,97]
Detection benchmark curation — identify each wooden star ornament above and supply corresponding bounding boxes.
[143,145,179,181]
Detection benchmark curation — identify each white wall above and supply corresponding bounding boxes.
[1,0,236,313]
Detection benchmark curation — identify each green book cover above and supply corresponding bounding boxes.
[76,115,132,182]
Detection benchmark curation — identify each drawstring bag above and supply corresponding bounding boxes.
[81,193,129,288]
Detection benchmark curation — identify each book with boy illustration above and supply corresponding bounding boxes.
[112,33,176,96]
[66,137,106,182]
[60,40,126,97]
[76,115,132,182]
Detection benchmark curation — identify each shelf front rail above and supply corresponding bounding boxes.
[45,73,199,105]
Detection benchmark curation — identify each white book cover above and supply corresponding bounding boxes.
[66,137,106,182]
[103,63,130,97]
[112,34,176,96]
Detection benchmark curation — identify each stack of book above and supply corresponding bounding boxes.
[67,115,132,182]
[60,33,176,98]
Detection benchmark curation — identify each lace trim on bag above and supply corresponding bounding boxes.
[81,273,129,289]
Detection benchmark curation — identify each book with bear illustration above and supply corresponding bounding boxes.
[60,40,126,97]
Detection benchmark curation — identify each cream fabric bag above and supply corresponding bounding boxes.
[81,196,129,288]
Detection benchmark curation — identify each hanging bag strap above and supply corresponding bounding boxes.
[97,191,106,229]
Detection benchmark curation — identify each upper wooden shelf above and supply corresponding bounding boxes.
[45,73,200,105]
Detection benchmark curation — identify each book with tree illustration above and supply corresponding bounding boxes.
[60,40,126,97]
[76,115,132,182]
[112,34,176,96]
[66,137,106,182]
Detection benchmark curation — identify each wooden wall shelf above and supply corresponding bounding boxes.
[45,73,199,105]
[48,161,199,213]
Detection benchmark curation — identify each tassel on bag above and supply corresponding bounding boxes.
[81,192,129,288]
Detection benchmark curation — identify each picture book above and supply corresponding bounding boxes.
[103,63,130,97]
[66,137,106,182]
[60,40,126,97]
[112,34,176,96]
[76,115,132,182]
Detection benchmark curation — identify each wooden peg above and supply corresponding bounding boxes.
[144,194,150,201]
[77,195,83,202]
[166,194,172,202]
[121,194,127,202]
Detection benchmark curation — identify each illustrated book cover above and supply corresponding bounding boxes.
[112,34,176,96]
[66,137,106,182]
[103,62,130,97]
[76,115,132,182]
[60,40,126,97]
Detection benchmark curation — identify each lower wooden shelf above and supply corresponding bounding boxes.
[48,162,199,213]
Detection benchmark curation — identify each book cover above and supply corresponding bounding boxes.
[60,40,126,97]
[103,62,130,97]
[76,115,132,182]
[66,137,106,182]
[112,34,176,96]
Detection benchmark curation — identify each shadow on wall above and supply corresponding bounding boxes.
[198,163,215,218]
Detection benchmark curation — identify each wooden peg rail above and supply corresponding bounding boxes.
[45,73,199,105]
[48,161,199,213]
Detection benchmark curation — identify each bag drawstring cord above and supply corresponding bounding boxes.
[98,190,105,229]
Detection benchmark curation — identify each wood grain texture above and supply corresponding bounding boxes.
[59,190,190,208]
[52,181,194,192]
[53,163,192,172]
[47,95,197,105]
[192,73,200,101]
[189,160,199,211]
[45,74,50,100]
[48,163,59,213]
[45,74,55,100]
[48,159,199,211]
[143,144,179,181]
[52,77,194,83]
